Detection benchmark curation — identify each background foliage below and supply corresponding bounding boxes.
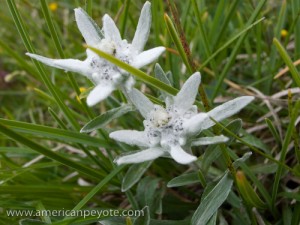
[0,0,300,224]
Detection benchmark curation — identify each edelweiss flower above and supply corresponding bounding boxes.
[110,72,254,165]
[26,2,165,106]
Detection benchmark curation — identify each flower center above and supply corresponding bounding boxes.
[98,39,117,55]
[149,106,171,128]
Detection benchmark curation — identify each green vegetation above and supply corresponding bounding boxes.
[0,0,299,224]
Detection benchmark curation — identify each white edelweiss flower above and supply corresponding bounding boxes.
[109,72,255,165]
[26,1,165,106]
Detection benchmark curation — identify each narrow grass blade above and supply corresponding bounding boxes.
[212,0,267,99]
[199,17,265,70]
[85,0,93,16]
[210,117,294,173]
[192,0,217,71]
[0,123,106,179]
[120,0,130,37]
[266,0,287,92]
[273,38,300,87]
[164,13,193,73]
[6,0,80,130]
[271,100,300,210]
[265,118,281,147]
[209,0,225,42]
[40,0,94,118]
[71,165,125,211]
[0,118,109,148]
[212,0,240,48]
[292,0,300,58]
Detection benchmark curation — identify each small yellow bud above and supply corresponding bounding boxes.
[281,29,288,38]
[49,2,58,12]
[79,87,87,93]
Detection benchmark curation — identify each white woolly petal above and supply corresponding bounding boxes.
[86,84,115,106]
[183,113,208,136]
[74,8,102,45]
[131,47,165,69]
[191,135,229,146]
[26,53,89,76]
[26,53,56,67]
[132,1,151,53]
[114,147,164,165]
[170,145,197,164]
[127,88,154,118]
[174,72,201,112]
[109,130,150,147]
[183,96,254,136]
[202,96,255,130]
[102,14,122,43]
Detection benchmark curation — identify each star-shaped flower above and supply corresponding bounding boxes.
[110,72,254,165]
[26,2,165,106]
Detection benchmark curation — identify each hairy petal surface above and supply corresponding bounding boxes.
[132,1,151,53]
[74,8,102,45]
[128,88,154,118]
[173,72,201,112]
[131,47,165,69]
[102,14,122,43]
[114,148,164,165]
[26,53,90,76]
[184,96,254,136]
[109,130,149,147]
[170,145,197,164]
[191,135,229,146]
[87,84,115,106]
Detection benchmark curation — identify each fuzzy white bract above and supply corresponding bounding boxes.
[110,72,254,165]
[26,2,165,106]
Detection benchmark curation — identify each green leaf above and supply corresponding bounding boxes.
[6,0,80,130]
[222,119,242,144]
[167,172,200,188]
[211,117,293,172]
[192,0,217,72]
[154,64,171,86]
[0,123,105,179]
[212,0,267,98]
[272,100,300,209]
[191,172,233,225]
[122,161,153,192]
[133,206,150,225]
[136,177,163,215]
[164,13,193,73]
[81,104,133,133]
[72,165,125,211]
[236,171,266,209]
[273,38,300,87]
[199,17,265,70]
[265,118,281,146]
[0,118,108,148]
[233,152,253,169]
